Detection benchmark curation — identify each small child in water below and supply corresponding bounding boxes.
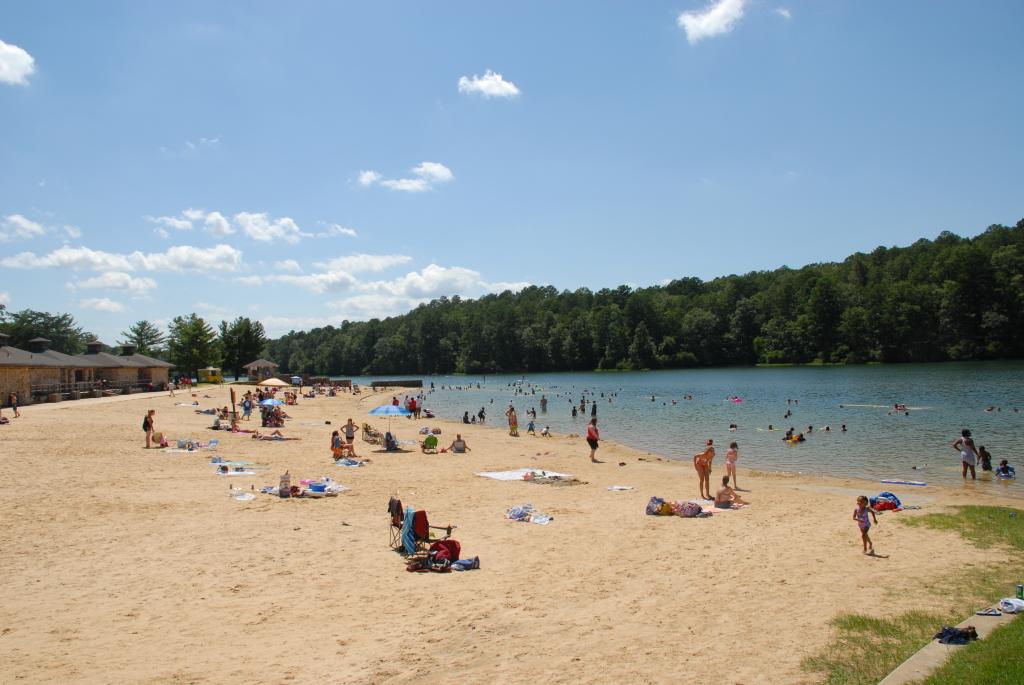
[853,496,878,555]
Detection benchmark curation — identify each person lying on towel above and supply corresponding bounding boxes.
[252,430,300,441]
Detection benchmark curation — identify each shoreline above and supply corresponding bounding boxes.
[1,386,1020,683]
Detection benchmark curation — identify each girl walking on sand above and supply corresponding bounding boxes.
[853,496,878,555]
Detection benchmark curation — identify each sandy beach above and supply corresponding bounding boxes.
[0,387,1018,684]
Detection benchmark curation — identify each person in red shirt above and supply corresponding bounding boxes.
[586,418,601,463]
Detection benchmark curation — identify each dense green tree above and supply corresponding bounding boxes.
[218,317,267,378]
[254,219,1024,374]
[118,320,167,357]
[0,309,96,353]
[167,314,219,379]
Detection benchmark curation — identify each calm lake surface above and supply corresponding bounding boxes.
[346,362,1023,495]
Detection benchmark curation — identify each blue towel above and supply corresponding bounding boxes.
[401,506,416,555]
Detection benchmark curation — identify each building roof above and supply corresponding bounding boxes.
[120,353,174,368]
[75,350,147,368]
[0,345,52,367]
[243,358,279,370]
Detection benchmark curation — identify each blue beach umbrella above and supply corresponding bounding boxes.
[368,403,412,432]
[260,398,284,407]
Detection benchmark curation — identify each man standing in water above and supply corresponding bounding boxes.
[952,429,980,480]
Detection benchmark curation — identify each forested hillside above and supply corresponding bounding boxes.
[266,220,1024,375]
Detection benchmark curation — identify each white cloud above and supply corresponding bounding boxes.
[379,177,431,192]
[274,259,302,272]
[315,222,358,238]
[457,70,521,99]
[203,211,233,236]
[235,275,263,286]
[271,271,358,294]
[234,212,307,244]
[62,224,83,239]
[323,268,529,321]
[0,291,9,306]
[79,297,125,313]
[0,39,35,86]
[160,136,221,157]
[314,254,412,273]
[195,301,229,318]
[1,243,244,273]
[774,7,791,20]
[0,214,46,241]
[358,170,382,187]
[677,0,747,44]
[359,161,454,193]
[75,271,158,296]
[146,214,194,231]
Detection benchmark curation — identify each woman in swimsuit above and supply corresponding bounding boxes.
[952,429,979,480]
[725,441,740,490]
[693,439,715,500]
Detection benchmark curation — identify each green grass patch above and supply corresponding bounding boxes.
[900,506,1024,552]
[917,615,1024,685]
[802,505,1023,684]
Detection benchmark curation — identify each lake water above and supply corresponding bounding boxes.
[344,362,1023,496]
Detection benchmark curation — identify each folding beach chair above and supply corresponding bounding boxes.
[363,423,384,445]
[421,434,438,453]
[387,497,454,555]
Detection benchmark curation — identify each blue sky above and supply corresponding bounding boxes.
[1,1,1022,342]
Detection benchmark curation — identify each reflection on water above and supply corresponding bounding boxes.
[345,362,1023,496]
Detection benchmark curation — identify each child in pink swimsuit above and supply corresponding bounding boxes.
[725,441,739,489]
[853,496,878,555]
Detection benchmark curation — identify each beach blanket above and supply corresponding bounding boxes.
[216,470,258,476]
[607,485,634,491]
[477,468,573,481]
[334,458,366,467]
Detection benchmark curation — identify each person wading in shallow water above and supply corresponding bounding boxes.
[952,429,980,480]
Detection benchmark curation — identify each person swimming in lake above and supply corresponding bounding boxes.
[693,439,715,500]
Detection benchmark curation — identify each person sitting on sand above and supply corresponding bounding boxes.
[715,475,746,509]
[331,430,343,459]
[384,431,399,451]
[693,439,715,500]
[541,426,550,437]
[443,434,470,453]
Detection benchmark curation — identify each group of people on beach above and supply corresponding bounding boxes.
[953,429,1014,480]
[692,439,746,509]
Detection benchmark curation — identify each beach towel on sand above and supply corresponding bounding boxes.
[477,468,573,481]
